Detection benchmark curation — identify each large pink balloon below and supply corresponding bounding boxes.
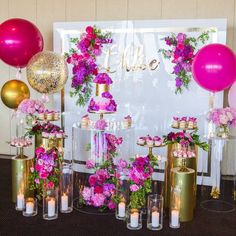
[192,44,236,92]
[0,18,44,68]
[228,81,236,109]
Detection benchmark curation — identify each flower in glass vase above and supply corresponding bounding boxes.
[207,107,236,138]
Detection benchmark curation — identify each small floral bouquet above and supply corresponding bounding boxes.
[25,121,61,138]
[18,99,45,115]
[81,168,116,211]
[207,107,236,138]
[159,31,211,93]
[29,147,63,198]
[66,25,112,106]
[164,130,208,151]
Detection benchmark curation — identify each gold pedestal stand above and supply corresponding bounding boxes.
[165,143,198,209]
[11,147,33,202]
[42,137,64,150]
[171,165,195,222]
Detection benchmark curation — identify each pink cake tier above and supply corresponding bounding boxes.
[88,73,117,113]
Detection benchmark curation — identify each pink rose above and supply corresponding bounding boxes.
[86,26,94,35]
[130,184,140,192]
[47,181,54,189]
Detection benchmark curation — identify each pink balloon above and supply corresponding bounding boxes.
[0,18,44,68]
[228,81,236,109]
[192,44,236,92]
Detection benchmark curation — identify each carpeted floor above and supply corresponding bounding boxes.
[0,158,236,236]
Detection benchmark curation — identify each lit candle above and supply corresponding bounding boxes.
[118,202,126,218]
[151,211,160,228]
[61,193,69,211]
[17,193,24,210]
[48,198,56,217]
[130,212,139,228]
[171,210,179,227]
[26,202,34,214]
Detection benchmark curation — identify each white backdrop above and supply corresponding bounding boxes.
[53,19,226,185]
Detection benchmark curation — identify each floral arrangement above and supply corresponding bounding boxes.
[159,31,211,93]
[164,130,208,151]
[81,168,116,210]
[25,121,61,138]
[29,147,63,197]
[94,119,108,130]
[115,156,157,210]
[87,92,117,113]
[207,107,236,127]
[66,26,112,106]
[93,73,113,84]
[18,99,45,115]
[137,135,163,147]
[104,133,123,158]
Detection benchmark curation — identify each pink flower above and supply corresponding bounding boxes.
[91,193,106,207]
[94,186,103,194]
[89,175,97,186]
[82,187,93,201]
[47,181,54,189]
[36,147,45,156]
[108,200,116,210]
[86,159,95,169]
[130,184,140,192]
[34,178,40,184]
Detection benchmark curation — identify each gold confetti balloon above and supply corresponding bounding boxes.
[1,80,30,109]
[26,51,68,94]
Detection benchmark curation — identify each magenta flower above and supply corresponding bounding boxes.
[93,73,113,85]
[130,184,140,192]
[95,119,107,130]
[86,159,95,169]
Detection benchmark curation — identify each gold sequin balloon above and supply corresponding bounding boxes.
[1,80,30,109]
[26,51,68,94]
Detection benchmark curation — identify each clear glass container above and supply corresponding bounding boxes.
[147,194,163,230]
[23,197,38,217]
[15,191,25,211]
[115,190,127,220]
[60,163,73,213]
[126,208,142,230]
[43,188,58,220]
[169,187,181,229]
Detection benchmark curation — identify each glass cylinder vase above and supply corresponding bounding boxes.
[115,190,127,220]
[147,194,163,231]
[43,188,58,220]
[23,197,38,217]
[216,125,229,138]
[60,163,73,213]
[126,208,142,230]
[169,186,181,229]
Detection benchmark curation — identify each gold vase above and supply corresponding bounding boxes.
[95,84,110,96]
[12,155,34,202]
[171,167,195,222]
[165,143,198,209]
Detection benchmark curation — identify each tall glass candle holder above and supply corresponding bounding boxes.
[169,186,181,229]
[15,190,25,211]
[23,197,38,217]
[147,194,163,231]
[43,188,58,220]
[60,163,73,213]
[126,208,142,230]
[115,191,127,220]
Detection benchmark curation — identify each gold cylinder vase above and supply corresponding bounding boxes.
[95,84,110,96]
[165,143,198,209]
[35,133,42,149]
[12,155,34,202]
[170,167,195,222]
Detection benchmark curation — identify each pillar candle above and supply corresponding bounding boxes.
[151,211,160,228]
[61,194,69,211]
[17,193,24,210]
[26,202,34,214]
[118,202,126,218]
[130,212,139,228]
[171,210,179,227]
[48,198,56,217]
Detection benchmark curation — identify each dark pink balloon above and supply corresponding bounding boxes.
[0,18,44,68]
[192,43,236,92]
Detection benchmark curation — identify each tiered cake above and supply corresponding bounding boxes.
[87,73,117,113]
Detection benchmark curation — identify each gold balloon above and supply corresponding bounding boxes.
[26,51,68,94]
[1,80,30,109]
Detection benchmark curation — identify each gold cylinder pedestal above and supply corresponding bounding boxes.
[12,155,34,202]
[95,84,110,97]
[42,137,63,150]
[170,167,195,222]
[35,133,42,149]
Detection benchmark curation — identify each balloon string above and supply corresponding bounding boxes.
[209,92,215,110]
[16,68,22,80]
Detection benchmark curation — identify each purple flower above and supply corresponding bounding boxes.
[173,64,182,74]
[102,92,113,99]
[93,73,113,85]
[176,33,186,42]
[175,78,183,88]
